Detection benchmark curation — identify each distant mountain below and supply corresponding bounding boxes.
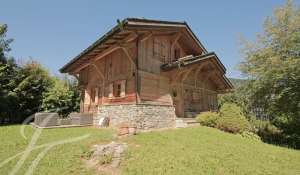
[228,78,247,88]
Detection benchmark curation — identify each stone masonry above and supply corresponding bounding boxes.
[95,104,176,130]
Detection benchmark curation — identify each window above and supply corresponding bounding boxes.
[174,48,181,60]
[91,88,95,103]
[115,84,121,97]
[153,38,167,62]
[108,83,114,98]
[109,80,126,98]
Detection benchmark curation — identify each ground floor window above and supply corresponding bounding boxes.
[115,83,122,97]
[109,80,126,98]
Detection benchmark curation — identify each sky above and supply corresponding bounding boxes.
[1,0,299,78]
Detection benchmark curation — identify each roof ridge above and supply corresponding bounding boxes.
[124,17,186,25]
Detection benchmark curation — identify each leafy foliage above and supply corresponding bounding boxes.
[240,131,261,142]
[0,58,20,122]
[0,23,80,123]
[228,78,247,88]
[216,103,251,134]
[0,24,13,63]
[14,62,53,121]
[196,111,219,127]
[238,0,300,148]
[42,77,80,117]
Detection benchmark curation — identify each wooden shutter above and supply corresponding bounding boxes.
[84,89,90,105]
[108,83,114,98]
[120,80,126,97]
[95,87,99,104]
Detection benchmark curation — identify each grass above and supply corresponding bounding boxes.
[0,125,114,175]
[122,127,300,175]
[0,125,299,175]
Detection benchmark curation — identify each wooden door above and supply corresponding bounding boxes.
[172,86,184,118]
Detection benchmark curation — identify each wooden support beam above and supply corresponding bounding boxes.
[90,63,105,80]
[123,32,138,43]
[90,62,106,105]
[95,45,121,61]
[181,62,208,82]
[170,69,188,85]
[140,32,153,42]
[194,62,210,86]
[72,32,138,74]
[121,47,136,66]
[170,32,181,61]
[171,32,181,48]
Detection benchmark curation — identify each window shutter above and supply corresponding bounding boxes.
[84,89,90,104]
[120,80,126,97]
[108,83,114,98]
[95,87,99,104]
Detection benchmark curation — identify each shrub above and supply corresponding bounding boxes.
[42,77,79,117]
[257,121,282,143]
[241,131,261,142]
[216,103,251,134]
[196,112,219,127]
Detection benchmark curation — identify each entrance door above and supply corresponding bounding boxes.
[172,86,184,118]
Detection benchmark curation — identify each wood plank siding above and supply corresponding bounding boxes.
[60,18,233,117]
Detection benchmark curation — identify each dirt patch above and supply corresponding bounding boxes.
[85,141,128,175]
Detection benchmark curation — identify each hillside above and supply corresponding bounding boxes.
[0,125,299,175]
[122,127,300,175]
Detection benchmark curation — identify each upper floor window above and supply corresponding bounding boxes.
[153,38,167,63]
[174,48,181,60]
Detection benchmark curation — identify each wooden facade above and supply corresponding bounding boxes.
[60,18,233,118]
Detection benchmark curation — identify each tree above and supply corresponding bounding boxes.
[0,24,13,64]
[11,61,53,122]
[0,24,18,123]
[239,0,300,148]
[42,76,80,117]
[0,23,80,124]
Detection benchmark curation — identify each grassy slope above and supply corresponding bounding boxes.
[122,127,300,175]
[0,125,299,175]
[0,125,114,175]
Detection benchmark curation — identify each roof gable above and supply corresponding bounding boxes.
[60,18,208,73]
[161,52,233,91]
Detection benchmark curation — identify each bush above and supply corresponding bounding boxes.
[196,112,219,127]
[241,131,261,142]
[257,121,282,143]
[216,103,251,134]
[42,77,79,117]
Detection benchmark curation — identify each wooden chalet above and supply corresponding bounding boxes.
[60,18,233,129]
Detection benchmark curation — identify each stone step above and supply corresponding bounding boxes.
[181,118,198,124]
[176,118,199,128]
[184,111,198,118]
[175,119,188,128]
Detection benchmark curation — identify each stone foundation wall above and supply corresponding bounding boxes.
[95,104,176,130]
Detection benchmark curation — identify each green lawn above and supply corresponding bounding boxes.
[0,125,114,175]
[122,127,300,175]
[0,125,299,175]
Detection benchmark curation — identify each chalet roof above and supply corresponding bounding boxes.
[60,18,208,73]
[161,52,234,90]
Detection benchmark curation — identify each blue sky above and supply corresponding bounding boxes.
[1,0,299,78]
